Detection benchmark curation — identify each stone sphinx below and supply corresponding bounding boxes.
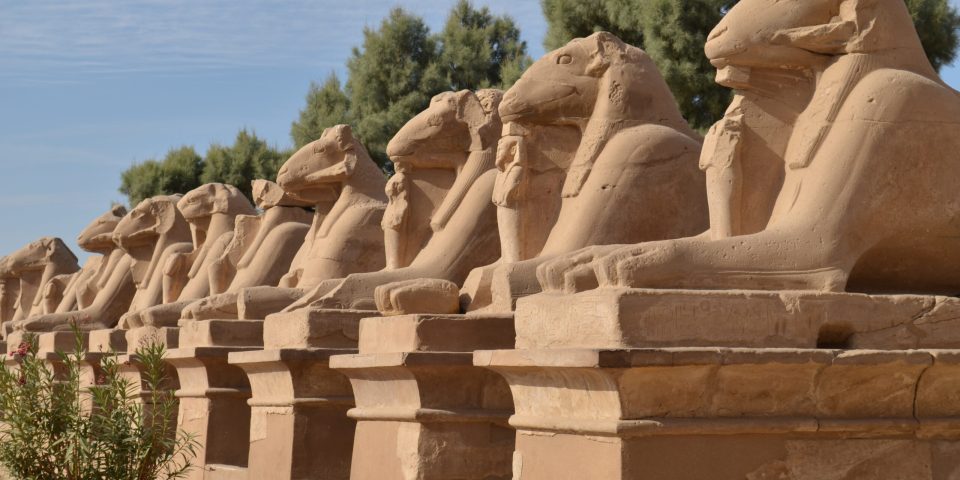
[0,261,17,336]
[54,205,128,313]
[109,195,194,328]
[182,125,387,321]
[121,183,255,328]
[180,180,313,320]
[457,32,708,311]
[11,206,139,332]
[291,89,503,312]
[2,237,79,330]
[539,0,960,295]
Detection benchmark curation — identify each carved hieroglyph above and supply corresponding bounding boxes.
[185,125,387,321]
[290,90,503,312]
[181,180,313,321]
[120,184,255,328]
[539,1,960,295]
[465,32,708,310]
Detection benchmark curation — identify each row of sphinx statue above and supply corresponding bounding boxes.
[3,0,960,339]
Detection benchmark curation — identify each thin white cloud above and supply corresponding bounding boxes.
[0,0,547,85]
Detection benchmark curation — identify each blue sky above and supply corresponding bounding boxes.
[1,0,959,262]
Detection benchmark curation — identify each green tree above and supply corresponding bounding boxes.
[290,73,352,149]
[540,0,960,130]
[201,129,286,200]
[346,8,447,169]
[291,3,531,170]
[0,330,197,479]
[119,146,203,206]
[438,0,532,90]
[119,131,288,206]
[907,0,960,70]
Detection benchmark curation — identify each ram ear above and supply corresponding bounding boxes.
[771,20,857,55]
[455,91,490,151]
[332,125,355,152]
[111,204,128,218]
[585,32,625,76]
[152,197,179,234]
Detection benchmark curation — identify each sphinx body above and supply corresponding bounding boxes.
[183,125,388,321]
[179,180,313,321]
[457,32,709,311]
[2,238,80,334]
[51,205,130,314]
[15,206,140,332]
[288,89,504,313]
[0,264,18,337]
[120,184,255,328]
[540,0,960,295]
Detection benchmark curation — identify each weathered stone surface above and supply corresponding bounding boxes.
[228,348,357,480]
[330,313,516,479]
[177,319,263,348]
[357,313,514,354]
[262,308,365,349]
[478,347,960,479]
[515,289,960,350]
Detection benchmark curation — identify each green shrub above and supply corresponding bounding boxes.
[0,328,197,480]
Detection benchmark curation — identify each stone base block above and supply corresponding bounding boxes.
[229,348,357,480]
[88,328,128,353]
[167,346,257,480]
[178,319,263,348]
[358,313,515,354]
[203,464,247,480]
[125,325,179,351]
[263,308,369,349]
[330,313,517,480]
[476,347,960,480]
[117,352,181,432]
[6,331,25,354]
[38,331,87,354]
[516,288,960,349]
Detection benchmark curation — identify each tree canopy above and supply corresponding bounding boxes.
[118,131,287,206]
[121,0,960,205]
[289,1,531,169]
[541,0,960,130]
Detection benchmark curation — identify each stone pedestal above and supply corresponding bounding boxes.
[126,325,180,351]
[167,319,263,480]
[228,308,369,480]
[330,314,516,480]
[476,289,960,480]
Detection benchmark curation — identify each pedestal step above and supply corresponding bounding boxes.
[178,319,263,348]
[125,326,179,351]
[476,346,960,480]
[330,313,517,480]
[516,288,960,350]
[263,308,370,349]
[229,348,357,480]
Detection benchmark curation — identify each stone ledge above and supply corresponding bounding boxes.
[347,406,512,423]
[357,313,515,354]
[178,319,263,348]
[515,288,960,350]
[330,351,475,369]
[228,347,356,365]
[477,347,960,423]
[475,347,937,368]
[262,308,369,349]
